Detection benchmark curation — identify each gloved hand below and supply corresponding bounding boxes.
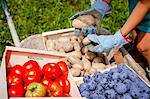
[86,30,130,52]
[70,0,111,36]
[70,0,111,20]
[74,26,96,35]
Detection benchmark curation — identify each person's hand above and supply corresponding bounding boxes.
[74,26,96,35]
[70,0,111,20]
[86,30,130,52]
[70,0,111,35]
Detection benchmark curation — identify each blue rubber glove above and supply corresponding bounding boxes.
[71,0,111,35]
[70,0,111,20]
[74,26,96,35]
[86,30,129,52]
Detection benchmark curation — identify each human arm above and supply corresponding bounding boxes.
[87,0,150,52]
[121,0,150,36]
[70,0,111,35]
[70,0,111,20]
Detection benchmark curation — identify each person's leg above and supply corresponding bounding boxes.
[136,31,150,79]
[130,30,148,69]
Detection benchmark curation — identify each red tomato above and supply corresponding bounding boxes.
[7,74,22,87]
[55,76,70,93]
[23,69,41,84]
[42,63,62,79]
[57,61,68,78]
[47,82,63,97]
[23,84,28,91]
[23,60,41,71]
[40,77,53,90]
[8,85,25,97]
[9,65,23,76]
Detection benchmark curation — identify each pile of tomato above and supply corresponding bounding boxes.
[7,60,71,97]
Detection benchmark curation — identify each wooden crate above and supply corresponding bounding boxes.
[42,28,150,87]
[0,46,83,99]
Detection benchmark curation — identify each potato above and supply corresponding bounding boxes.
[78,15,95,25]
[82,56,91,71]
[67,51,82,59]
[72,19,89,29]
[65,61,72,68]
[72,64,83,70]
[70,68,81,77]
[71,36,82,43]
[97,52,105,57]
[92,57,104,63]
[62,41,74,52]
[67,56,83,65]
[89,67,96,75]
[54,41,64,51]
[92,63,106,70]
[80,70,85,77]
[85,52,96,60]
[106,65,110,68]
[111,62,117,67]
[97,69,104,72]
[82,37,91,46]
[72,15,95,29]
[46,39,55,51]
[72,40,81,51]
[58,37,70,42]
[84,72,90,76]
[81,46,89,54]
[78,35,84,41]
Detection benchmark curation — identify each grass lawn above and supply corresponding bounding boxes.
[0,0,129,60]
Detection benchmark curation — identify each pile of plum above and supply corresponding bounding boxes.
[78,64,150,99]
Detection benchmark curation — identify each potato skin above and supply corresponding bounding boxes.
[72,19,88,29]
[62,41,74,52]
[72,40,81,51]
[72,64,83,70]
[82,56,91,71]
[72,15,95,28]
[67,56,83,65]
[67,51,82,59]
[85,52,96,61]
[92,63,106,71]
[70,68,81,77]
[82,37,91,46]
[81,46,89,54]
[92,57,104,63]
[89,67,96,75]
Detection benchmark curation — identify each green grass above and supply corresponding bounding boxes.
[0,0,129,60]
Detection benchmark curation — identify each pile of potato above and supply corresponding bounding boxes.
[45,34,116,77]
[45,14,115,77]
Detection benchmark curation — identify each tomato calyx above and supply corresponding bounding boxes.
[47,82,63,97]
[55,76,70,93]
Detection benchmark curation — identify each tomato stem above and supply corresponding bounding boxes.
[49,90,53,94]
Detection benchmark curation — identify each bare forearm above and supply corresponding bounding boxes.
[121,0,150,36]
